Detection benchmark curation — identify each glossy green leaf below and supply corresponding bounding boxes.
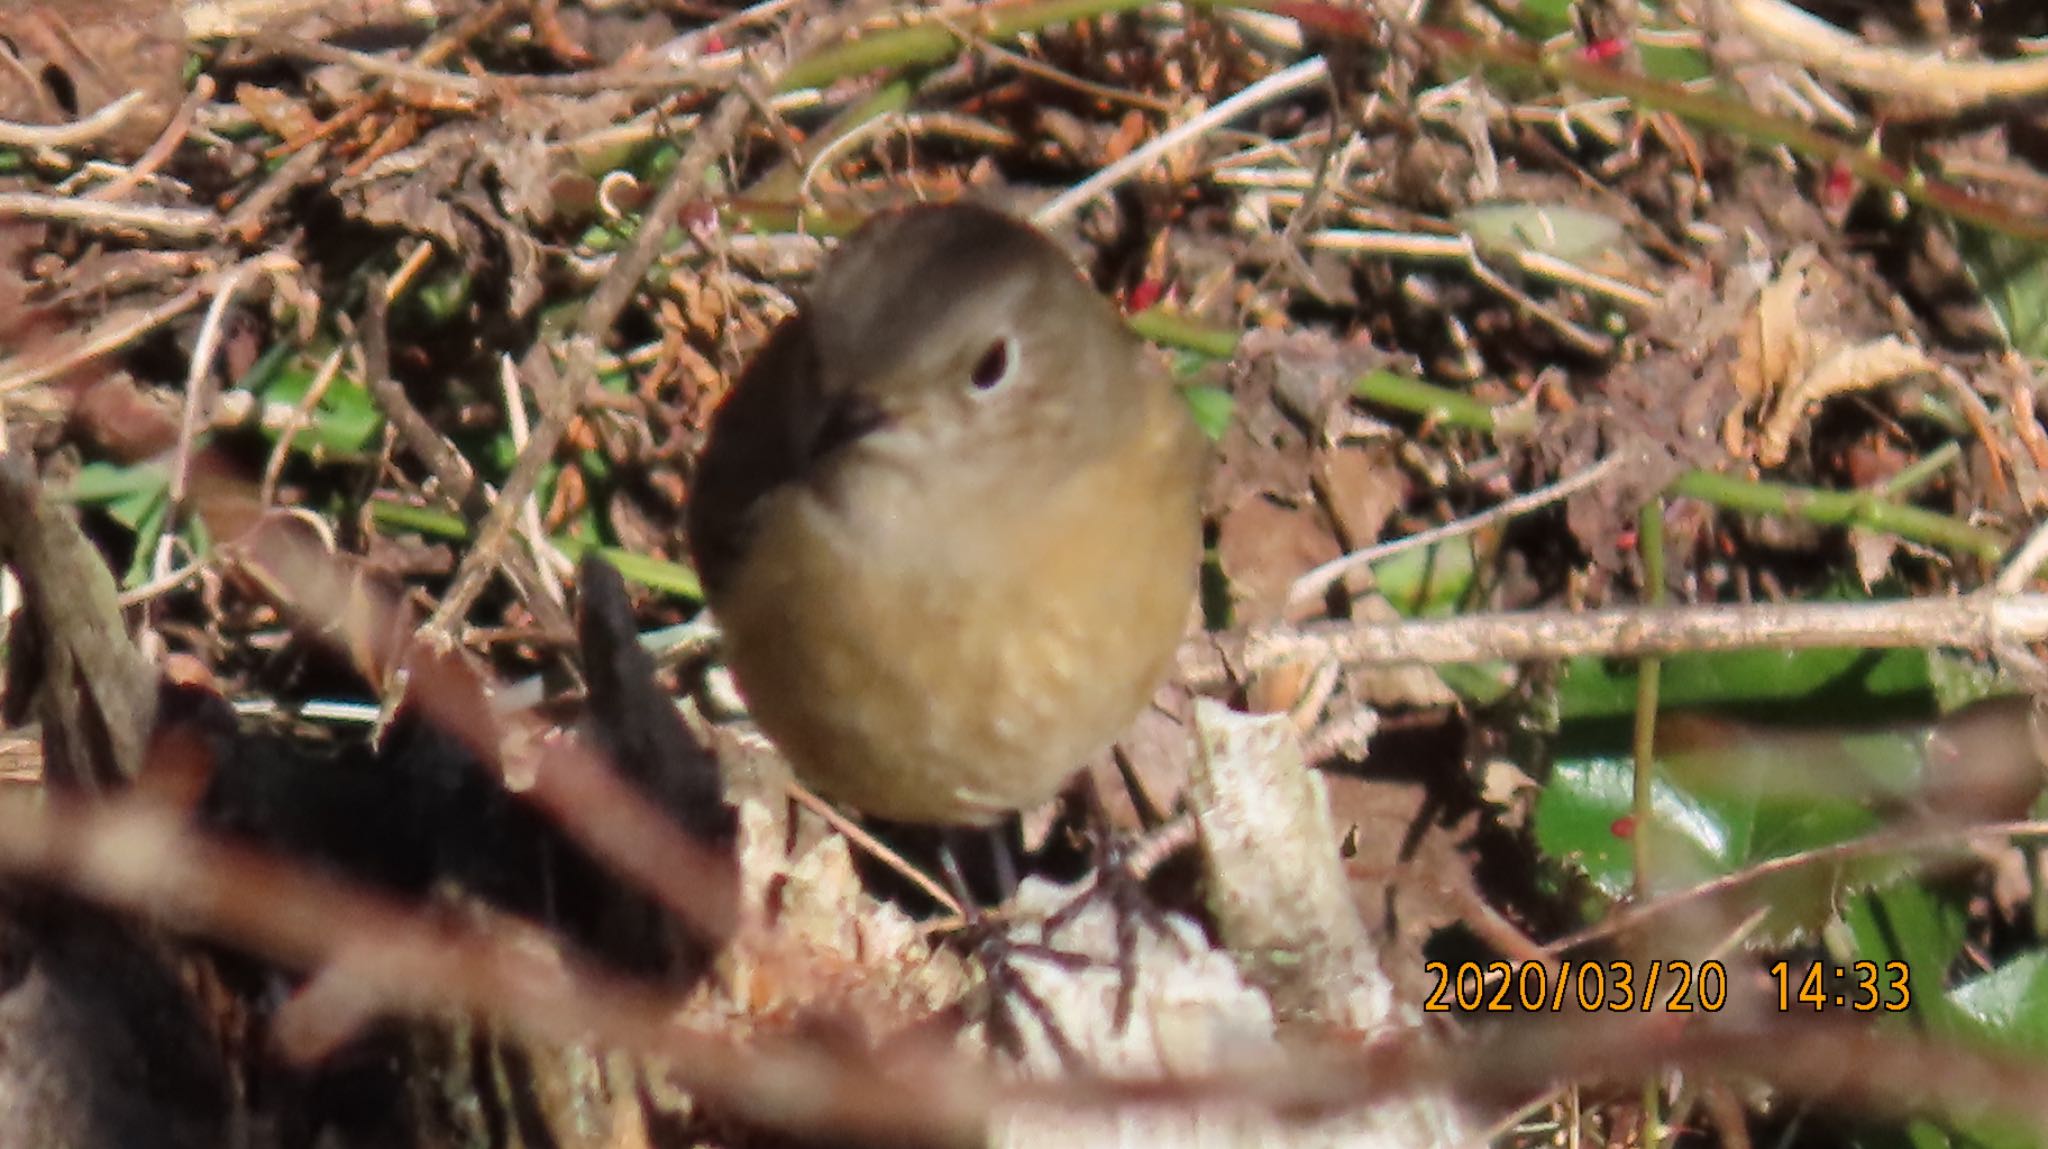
[1843,882,1965,1019]
[1953,953,2048,1054]
[1558,646,1934,722]
[1911,953,2048,1149]
[1536,728,1907,943]
[1375,534,1479,618]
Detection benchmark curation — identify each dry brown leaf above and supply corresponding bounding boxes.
[1755,337,1937,468]
[1215,496,1340,623]
[231,82,316,141]
[1724,246,1818,457]
[1315,442,1403,552]
[1722,247,1936,468]
[0,0,185,159]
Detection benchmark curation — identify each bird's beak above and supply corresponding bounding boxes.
[803,388,892,467]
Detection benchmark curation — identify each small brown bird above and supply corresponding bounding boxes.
[687,203,1204,826]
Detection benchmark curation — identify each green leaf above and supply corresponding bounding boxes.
[1180,384,1234,441]
[1843,882,1965,1018]
[1534,714,1934,944]
[120,493,171,589]
[1558,647,1934,723]
[64,460,169,509]
[1953,953,2048,1054]
[258,364,384,455]
[1374,534,1478,618]
[1456,203,1624,265]
[549,536,702,600]
[1915,954,2048,1149]
[232,341,297,392]
[367,501,701,601]
[1955,223,2048,358]
[1436,662,1517,706]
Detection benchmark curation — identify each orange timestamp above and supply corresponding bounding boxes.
[1768,960,1911,1012]
[1423,960,1728,1014]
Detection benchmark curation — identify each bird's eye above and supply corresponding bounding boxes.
[968,336,1016,393]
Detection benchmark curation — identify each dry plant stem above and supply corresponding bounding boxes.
[180,0,359,39]
[1998,518,2048,593]
[971,33,1175,113]
[1307,228,1655,315]
[1551,818,2048,955]
[361,288,481,508]
[784,784,963,916]
[8,794,2048,1139]
[1178,594,2048,687]
[264,0,513,156]
[0,192,221,242]
[260,346,346,507]
[251,31,489,101]
[1312,231,1615,357]
[775,0,1156,92]
[117,557,208,606]
[0,91,145,147]
[0,791,997,1144]
[1415,20,2048,244]
[1034,55,1332,228]
[1187,701,1472,1148]
[87,76,215,203]
[422,351,577,637]
[0,452,159,789]
[1287,453,1624,608]
[168,254,301,502]
[579,92,753,342]
[225,139,326,240]
[1720,0,2048,120]
[361,288,571,637]
[1190,700,1403,1025]
[500,355,568,600]
[252,25,738,98]
[0,257,263,394]
[428,88,752,634]
[1938,363,2011,485]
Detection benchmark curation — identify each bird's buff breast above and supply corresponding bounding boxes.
[712,441,1198,825]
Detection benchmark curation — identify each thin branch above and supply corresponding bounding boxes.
[0,91,146,148]
[85,76,215,203]
[360,284,481,508]
[1034,56,1331,229]
[1552,817,2048,953]
[577,92,754,342]
[1287,454,1626,609]
[0,192,221,242]
[1721,0,2048,120]
[169,256,298,503]
[1179,593,2048,687]
[0,257,281,395]
[420,351,577,639]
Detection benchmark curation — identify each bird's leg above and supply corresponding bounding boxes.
[1042,767,1191,1031]
[937,825,1092,1067]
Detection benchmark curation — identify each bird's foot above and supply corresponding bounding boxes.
[1041,831,1192,1032]
[952,916,1097,1068]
